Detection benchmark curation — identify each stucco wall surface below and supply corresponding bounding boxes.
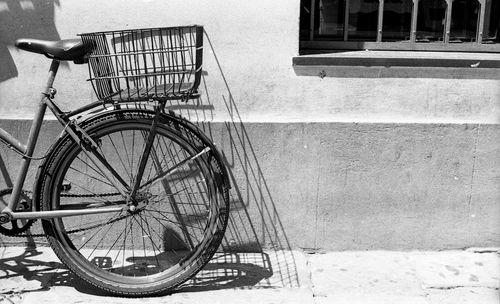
[0,1,499,250]
[0,121,498,250]
[0,0,499,123]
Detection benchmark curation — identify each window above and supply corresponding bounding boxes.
[300,0,500,54]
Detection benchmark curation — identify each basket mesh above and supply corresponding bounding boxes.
[80,26,203,102]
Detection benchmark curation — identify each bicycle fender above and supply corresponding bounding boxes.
[32,107,231,206]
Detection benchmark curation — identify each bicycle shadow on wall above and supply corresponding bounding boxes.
[171,31,301,291]
[0,29,300,294]
[0,0,61,82]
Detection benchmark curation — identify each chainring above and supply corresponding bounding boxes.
[0,188,36,236]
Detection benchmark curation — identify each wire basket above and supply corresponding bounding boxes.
[79,25,203,102]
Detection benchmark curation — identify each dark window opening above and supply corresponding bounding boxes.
[383,0,413,41]
[300,0,500,53]
[449,0,479,42]
[417,0,446,42]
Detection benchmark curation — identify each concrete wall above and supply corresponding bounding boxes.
[0,0,499,250]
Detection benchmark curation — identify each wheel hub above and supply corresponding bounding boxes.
[127,192,151,214]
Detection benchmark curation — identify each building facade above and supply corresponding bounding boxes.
[0,0,499,250]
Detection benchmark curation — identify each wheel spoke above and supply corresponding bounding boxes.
[41,114,227,296]
[109,132,134,184]
[145,208,206,231]
[69,159,115,189]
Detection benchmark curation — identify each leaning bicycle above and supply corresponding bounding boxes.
[0,25,230,296]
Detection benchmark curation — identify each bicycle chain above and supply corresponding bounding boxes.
[1,189,125,238]
[15,212,135,238]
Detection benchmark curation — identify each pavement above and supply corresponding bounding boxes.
[0,246,498,304]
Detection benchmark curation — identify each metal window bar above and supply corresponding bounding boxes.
[344,0,350,41]
[310,0,316,40]
[444,0,453,43]
[305,0,497,51]
[377,0,384,42]
[410,0,419,42]
[477,0,486,43]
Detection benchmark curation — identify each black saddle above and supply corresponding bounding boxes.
[15,38,89,63]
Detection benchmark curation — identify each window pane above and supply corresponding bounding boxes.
[348,0,379,40]
[382,0,413,41]
[300,0,313,40]
[299,0,499,51]
[450,0,479,42]
[483,0,499,43]
[417,0,447,42]
[318,0,345,37]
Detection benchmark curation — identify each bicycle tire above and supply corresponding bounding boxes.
[40,110,229,296]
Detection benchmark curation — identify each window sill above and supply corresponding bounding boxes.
[294,50,500,68]
[292,51,500,79]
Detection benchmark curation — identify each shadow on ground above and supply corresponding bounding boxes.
[0,244,101,296]
[0,245,288,296]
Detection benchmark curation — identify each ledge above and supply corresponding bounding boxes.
[293,51,500,79]
[294,51,500,68]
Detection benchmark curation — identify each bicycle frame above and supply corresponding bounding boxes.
[0,60,130,221]
[0,59,210,224]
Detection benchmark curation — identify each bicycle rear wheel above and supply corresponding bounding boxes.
[40,110,229,296]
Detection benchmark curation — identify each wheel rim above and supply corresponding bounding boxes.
[48,120,219,286]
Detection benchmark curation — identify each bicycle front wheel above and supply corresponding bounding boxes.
[40,110,229,296]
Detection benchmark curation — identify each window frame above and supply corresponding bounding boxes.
[301,0,500,54]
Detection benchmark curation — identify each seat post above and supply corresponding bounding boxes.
[5,60,60,212]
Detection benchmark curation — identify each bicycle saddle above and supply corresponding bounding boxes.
[15,38,89,63]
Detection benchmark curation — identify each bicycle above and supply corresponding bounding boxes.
[0,25,230,296]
